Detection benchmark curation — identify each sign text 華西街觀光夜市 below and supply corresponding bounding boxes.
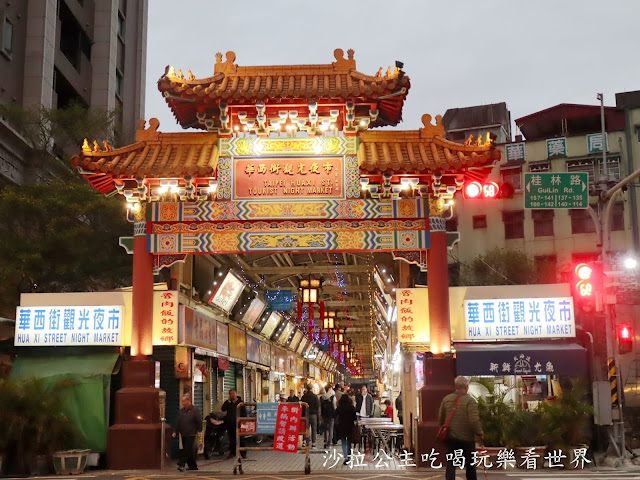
[233,157,344,200]
[463,297,575,341]
[524,172,588,209]
[256,402,279,434]
[15,305,124,346]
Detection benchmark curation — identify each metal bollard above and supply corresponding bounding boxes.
[161,418,166,470]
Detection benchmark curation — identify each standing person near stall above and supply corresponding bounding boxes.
[438,376,484,480]
[301,384,320,448]
[287,388,300,402]
[355,385,373,419]
[172,394,202,471]
[335,393,357,465]
[396,392,403,425]
[222,389,247,459]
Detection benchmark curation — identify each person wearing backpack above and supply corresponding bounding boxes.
[321,385,337,448]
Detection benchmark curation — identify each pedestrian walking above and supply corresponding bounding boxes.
[221,389,247,459]
[335,393,357,464]
[301,384,320,448]
[321,385,337,448]
[438,376,484,480]
[173,394,202,471]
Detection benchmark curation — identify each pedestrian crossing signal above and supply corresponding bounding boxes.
[618,325,633,354]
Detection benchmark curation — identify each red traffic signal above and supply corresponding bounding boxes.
[618,324,633,354]
[575,263,593,297]
[463,181,513,199]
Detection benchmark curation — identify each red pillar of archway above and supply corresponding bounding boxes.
[417,201,456,466]
[107,204,165,469]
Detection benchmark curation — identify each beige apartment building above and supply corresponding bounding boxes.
[0,0,147,185]
[447,92,640,282]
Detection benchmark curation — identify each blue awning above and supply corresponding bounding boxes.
[454,343,587,377]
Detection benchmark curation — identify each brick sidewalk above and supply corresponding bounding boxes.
[194,445,417,474]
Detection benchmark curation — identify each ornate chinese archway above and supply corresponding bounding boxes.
[73,49,499,469]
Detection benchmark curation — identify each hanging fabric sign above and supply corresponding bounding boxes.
[273,403,302,453]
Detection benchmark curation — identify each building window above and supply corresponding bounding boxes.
[570,205,597,234]
[529,161,550,173]
[117,12,125,38]
[532,210,554,237]
[567,159,595,183]
[567,155,621,183]
[116,71,123,98]
[503,210,524,239]
[612,202,624,231]
[535,255,557,284]
[446,216,458,232]
[597,155,621,180]
[501,166,522,190]
[473,215,487,229]
[2,17,13,56]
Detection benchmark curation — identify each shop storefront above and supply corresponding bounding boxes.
[12,289,180,457]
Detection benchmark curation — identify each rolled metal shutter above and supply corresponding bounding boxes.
[223,362,236,398]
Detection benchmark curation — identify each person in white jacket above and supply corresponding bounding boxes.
[320,386,338,448]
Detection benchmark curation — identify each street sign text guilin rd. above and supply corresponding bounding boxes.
[524,172,588,209]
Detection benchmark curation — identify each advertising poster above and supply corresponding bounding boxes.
[229,325,247,361]
[183,307,217,350]
[217,322,229,355]
[260,311,281,339]
[247,334,260,363]
[210,272,244,313]
[258,341,271,367]
[242,297,267,328]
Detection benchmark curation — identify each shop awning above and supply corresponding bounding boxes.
[454,343,587,377]
[11,353,119,452]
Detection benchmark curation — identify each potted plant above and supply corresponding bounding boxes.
[473,378,514,468]
[0,377,78,475]
[539,382,593,469]
[502,407,544,469]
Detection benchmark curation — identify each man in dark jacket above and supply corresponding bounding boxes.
[300,384,319,448]
[173,394,202,471]
[221,389,247,458]
[438,376,484,480]
[355,385,373,419]
[287,388,300,402]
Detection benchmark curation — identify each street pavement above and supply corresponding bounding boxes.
[3,445,640,480]
[5,468,640,480]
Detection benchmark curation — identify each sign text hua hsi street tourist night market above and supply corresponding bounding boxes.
[524,172,588,209]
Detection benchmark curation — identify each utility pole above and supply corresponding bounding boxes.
[592,93,632,457]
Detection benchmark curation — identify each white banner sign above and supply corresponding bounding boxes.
[463,297,575,340]
[15,305,124,346]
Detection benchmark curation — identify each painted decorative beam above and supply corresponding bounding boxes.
[150,198,428,222]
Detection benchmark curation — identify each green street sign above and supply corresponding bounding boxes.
[524,172,588,209]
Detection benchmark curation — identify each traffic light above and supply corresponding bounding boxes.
[463,181,514,199]
[618,324,633,354]
[572,261,603,312]
[575,263,594,298]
